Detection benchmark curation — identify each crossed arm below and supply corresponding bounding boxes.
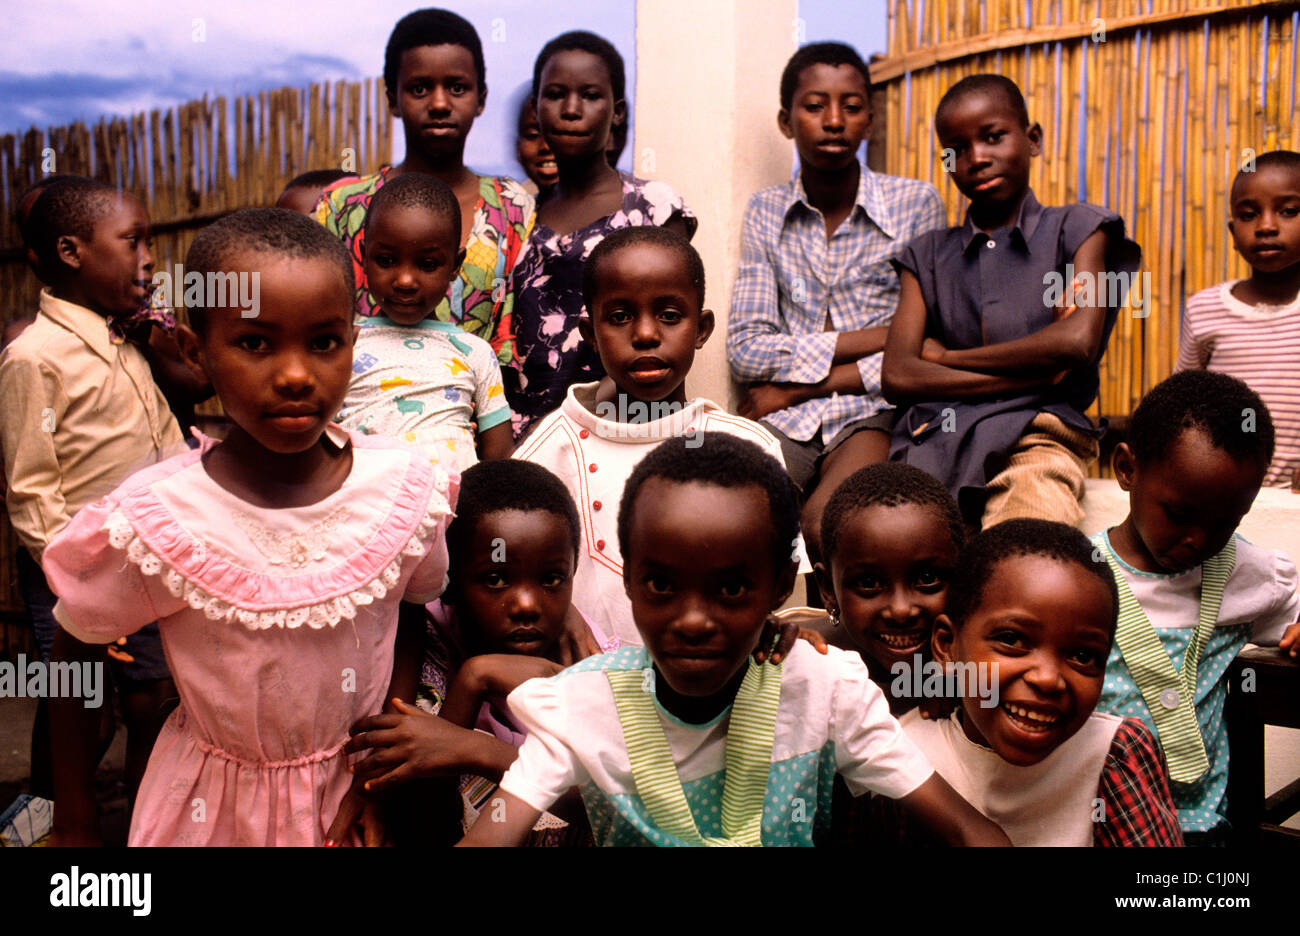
[881,228,1112,405]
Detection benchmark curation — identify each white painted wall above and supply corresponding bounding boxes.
[634,0,798,410]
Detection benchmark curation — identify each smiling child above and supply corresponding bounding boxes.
[459,433,1009,846]
[895,519,1184,846]
[816,462,964,713]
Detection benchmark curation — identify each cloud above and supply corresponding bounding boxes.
[0,52,361,133]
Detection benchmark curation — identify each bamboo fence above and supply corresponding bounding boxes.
[0,79,393,638]
[872,0,1300,425]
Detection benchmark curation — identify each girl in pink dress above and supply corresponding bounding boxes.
[42,207,457,846]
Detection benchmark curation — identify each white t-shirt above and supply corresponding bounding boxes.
[498,642,934,846]
[514,381,810,644]
[337,317,510,473]
[901,709,1121,846]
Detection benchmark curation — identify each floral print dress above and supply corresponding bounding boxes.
[508,174,696,438]
[316,168,535,371]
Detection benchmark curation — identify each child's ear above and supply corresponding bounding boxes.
[578,314,597,349]
[773,559,799,610]
[174,324,209,384]
[931,614,957,664]
[1026,121,1044,157]
[1112,441,1137,491]
[612,98,627,128]
[777,108,795,140]
[351,323,361,347]
[812,562,838,617]
[476,83,488,118]
[56,235,83,272]
[453,247,467,276]
[694,308,715,349]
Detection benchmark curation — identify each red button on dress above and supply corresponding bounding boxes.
[596,540,606,551]
[592,500,602,511]
[588,463,597,473]
[579,429,590,439]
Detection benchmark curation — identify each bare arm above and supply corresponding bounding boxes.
[475,421,514,461]
[881,269,1051,405]
[897,773,1011,846]
[832,326,890,364]
[49,629,106,845]
[457,789,543,846]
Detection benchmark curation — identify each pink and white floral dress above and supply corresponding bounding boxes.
[43,429,457,846]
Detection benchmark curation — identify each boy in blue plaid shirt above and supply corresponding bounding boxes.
[727,42,946,559]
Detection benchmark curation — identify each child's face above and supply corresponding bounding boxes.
[935,91,1041,209]
[536,50,625,162]
[392,44,485,160]
[275,185,326,216]
[1229,163,1300,274]
[180,252,356,454]
[454,509,574,657]
[820,503,958,673]
[516,101,559,190]
[580,244,713,407]
[1115,429,1264,574]
[778,63,872,173]
[934,555,1114,766]
[624,479,794,700]
[363,205,464,325]
[71,193,154,316]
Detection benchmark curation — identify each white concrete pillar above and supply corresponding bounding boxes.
[634,0,797,409]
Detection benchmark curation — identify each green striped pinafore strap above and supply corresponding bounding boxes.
[605,660,783,846]
[1101,537,1235,784]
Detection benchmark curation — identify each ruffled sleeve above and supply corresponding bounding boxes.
[403,468,457,604]
[44,496,188,644]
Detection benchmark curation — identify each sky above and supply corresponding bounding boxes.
[2,0,887,180]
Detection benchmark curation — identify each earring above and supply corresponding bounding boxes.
[829,609,840,628]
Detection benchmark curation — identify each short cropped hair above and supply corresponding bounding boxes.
[384,8,486,107]
[947,519,1119,632]
[184,207,354,331]
[363,173,462,247]
[935,73,1030,129]
[445,460,582,580]
[821,462,965,564]
[779,42,873,111]
[533,31,626,103]
[581,226,705,310]
[1231,149,1300,200]
[25,177,124,273]
[1128,369,1275,470]
[283,169,355,193]
[618,434,800,576]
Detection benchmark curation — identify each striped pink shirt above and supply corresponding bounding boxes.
[1176,280,1300,487]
